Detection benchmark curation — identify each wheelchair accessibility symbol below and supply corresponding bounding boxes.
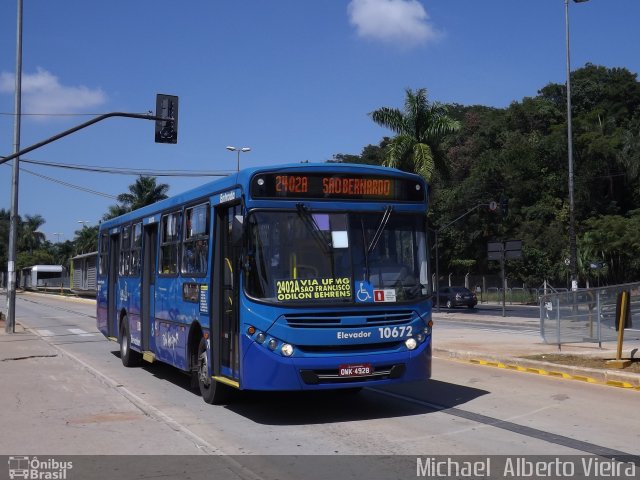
[356,281,373,303]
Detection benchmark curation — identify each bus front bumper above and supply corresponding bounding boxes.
[239,338,431,391]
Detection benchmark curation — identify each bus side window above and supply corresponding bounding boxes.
[119,225,131,276]
[182,203,209,275]
[130,222,142,276]
[160,212,181,275]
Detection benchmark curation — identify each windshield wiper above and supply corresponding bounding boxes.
[367,205,393,254]
[296,203,331,254]
[361,205,393,283]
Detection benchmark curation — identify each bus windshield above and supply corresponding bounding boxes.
[246,210,429,304]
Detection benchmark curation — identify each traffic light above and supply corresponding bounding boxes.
[155,94,178,144]
[500,195,509,219]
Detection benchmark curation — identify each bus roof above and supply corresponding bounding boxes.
[100,163,426,230]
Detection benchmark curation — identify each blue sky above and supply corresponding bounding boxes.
[1,0,639,243]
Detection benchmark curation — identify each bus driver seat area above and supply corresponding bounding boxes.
[368,257,414,289]
[290,239,328,279]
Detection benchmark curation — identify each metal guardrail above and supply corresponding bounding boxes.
[539,282,640,347]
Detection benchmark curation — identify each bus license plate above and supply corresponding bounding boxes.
[339,364,373,377]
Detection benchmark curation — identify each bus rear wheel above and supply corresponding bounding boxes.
[120,315,141,367]
[197,337,231,405]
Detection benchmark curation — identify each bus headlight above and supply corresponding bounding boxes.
[281,344,294,357]
[415,333,425,343]
[256,332,266,344]
[268,339,278,350]
[405,338,417,350]
[424,320,433,336]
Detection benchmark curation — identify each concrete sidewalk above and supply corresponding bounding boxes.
[432,308,640,389]
[0,317,209,455]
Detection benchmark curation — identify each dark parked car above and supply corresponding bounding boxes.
[435,286,477,309]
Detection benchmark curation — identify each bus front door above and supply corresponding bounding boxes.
[141,223,157,352]
[213,203,241,382]
[107,233,120,339]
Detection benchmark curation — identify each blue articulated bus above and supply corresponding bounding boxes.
[97,163,433,404]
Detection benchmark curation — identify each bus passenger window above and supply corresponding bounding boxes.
[119,225,131,276]
[130,222,142,276]
[182,204,209,275]
[98,233,109,276]
[160,212,181,275]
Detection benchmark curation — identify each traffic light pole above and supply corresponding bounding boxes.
[0,112,169,168]
[2,111,173,334]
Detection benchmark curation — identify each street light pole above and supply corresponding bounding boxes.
[226,146,251,172]
[565,0,589,292]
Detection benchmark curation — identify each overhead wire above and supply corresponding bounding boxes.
[19,167,118,199]
[0,155,232,200]
[0,160,118,199]
[18,157,233,176]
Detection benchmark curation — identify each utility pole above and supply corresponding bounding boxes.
[2,108,176,333]
[5,0,23,333]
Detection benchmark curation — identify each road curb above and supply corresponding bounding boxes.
[21,290,95,304]
[434,348,640,391]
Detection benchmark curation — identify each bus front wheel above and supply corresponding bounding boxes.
[197,337,231,405]
[120,316,141,367]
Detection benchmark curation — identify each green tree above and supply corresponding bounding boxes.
[426,65,640,287]
[52,240,75,271]
[16,249,55,271]
[74,225,99,255]
[102,204,129,221]
[116,176,169,211]
[330,138,389,166]
[580,212,640,284]
[103,176,170,221]
[19,214,46,254]
[369,88,460,180]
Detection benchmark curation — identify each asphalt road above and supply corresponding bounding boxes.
[434,302,542,319]
[6,293,640,473]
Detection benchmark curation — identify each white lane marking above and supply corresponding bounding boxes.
[68,328,95,337]
[36,329,55,337]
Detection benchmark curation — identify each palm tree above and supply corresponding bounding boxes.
[102,204,129,221]
[103,176,170,220]
[74,225,99,254]
[117,176,169,211]
[19,214,46,253]
[369,88,460,181]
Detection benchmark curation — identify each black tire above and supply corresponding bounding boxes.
[446,299,453,309]
[197,337,232,405]
[467,304,475,309]
[120,315,141,367]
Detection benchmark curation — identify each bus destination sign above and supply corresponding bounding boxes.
[251,173,425,202]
